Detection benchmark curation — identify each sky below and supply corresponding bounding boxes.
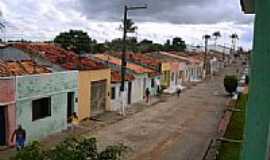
[0,0,254,49]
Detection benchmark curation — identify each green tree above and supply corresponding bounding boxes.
[172,37,186,51]
[11,137,129,160]
[120,19,138,34]
[54,30,93,54]
[212,31,221,47]
[224,75,238,96]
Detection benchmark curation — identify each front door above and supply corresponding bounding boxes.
[67,92,74,123]
[0,106,6,146]
[127,82,132,104]
[91,80,107,117]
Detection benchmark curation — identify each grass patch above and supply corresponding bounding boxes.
[217,94,248,160]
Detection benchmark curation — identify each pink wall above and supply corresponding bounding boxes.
[0,78,16,104]
[170,62,180,72]
[4,104,16,146]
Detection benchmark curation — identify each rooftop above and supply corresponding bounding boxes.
[0,60,51,77]
[111,70,135,83]
[14,43,107,71]
[94,54,156,75]
[109,52,162,70]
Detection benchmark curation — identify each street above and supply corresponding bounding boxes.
[85,65,238,160]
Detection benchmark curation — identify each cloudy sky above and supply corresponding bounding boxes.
[0,0,254,49]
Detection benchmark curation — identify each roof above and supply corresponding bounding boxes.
[94,54,156,75]
[0,46,31,61]
[159,52,202,64]
[0,60,51,77]
[111,70,135,83]
[109,52,162,70]
[14,43,107,71]
[241,0,255,14]
[159,52,191,64]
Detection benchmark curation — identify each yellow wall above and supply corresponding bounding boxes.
[78,68,111,121]
[161,62,171,72]
[161,62,171,87]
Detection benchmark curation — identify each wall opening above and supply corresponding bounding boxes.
[0,106,6,146]
[67,92,75,123]
[32,97,51,121]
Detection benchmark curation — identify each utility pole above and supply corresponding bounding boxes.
[203,35,211,76]
[120,4,147,115]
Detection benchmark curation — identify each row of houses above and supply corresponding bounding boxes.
[0,42,227,146]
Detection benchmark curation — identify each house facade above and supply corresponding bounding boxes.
[0,59,78,145]
[0,77,16,146]
[14,43,112,120]
[16,71,78,143]
[93,54,160,110]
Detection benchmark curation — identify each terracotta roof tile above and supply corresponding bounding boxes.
[94,54,156,74]
[0,60,51,77]
[14,43,107,71]
[111,70,135,83]
[109,52,161,70]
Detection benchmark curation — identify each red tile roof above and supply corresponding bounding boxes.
[14,43,107,71]
[109,52,162,70]
[111,71,135,83]
[94,54,156,74]
[0,60,51,77]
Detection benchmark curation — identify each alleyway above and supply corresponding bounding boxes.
[85,65,239,160]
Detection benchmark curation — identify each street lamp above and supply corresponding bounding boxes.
[120,4,147,115]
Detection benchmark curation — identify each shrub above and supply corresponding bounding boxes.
[224,75,238,96]
[10,137,129,160]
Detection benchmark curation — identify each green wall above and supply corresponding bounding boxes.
[242,1,270,159]
[16,71,78,143]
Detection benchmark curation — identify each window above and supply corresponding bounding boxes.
[151,79,155,88]
[111,87,116,100]
[32,97,51,121]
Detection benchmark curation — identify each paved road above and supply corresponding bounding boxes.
[87,65,238,160]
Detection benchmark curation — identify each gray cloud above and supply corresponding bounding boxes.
[77,0,254,24]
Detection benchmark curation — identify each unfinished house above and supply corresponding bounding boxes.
[15,43,111,120]
[0,60,78,145]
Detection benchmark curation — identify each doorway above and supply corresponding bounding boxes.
[127,82,132,104]
[0,106,6,146]
[67,92,75,123]
[90,80,107,117]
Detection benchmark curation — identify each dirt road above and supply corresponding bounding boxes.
[86,66,238,160]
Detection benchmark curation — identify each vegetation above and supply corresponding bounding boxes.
[213,31,221,47]
[53,19,186,54]
[54,30,93,54]
[224,75,238,96]
[217,95,248,160]
[10,137,129,160]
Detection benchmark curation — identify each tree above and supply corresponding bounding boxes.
[120,19,138,34]
[54,30,93,54]
[212,31,221,48]
[11,137,129,160]
[224,75,238,96]
[172,37,186,51]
